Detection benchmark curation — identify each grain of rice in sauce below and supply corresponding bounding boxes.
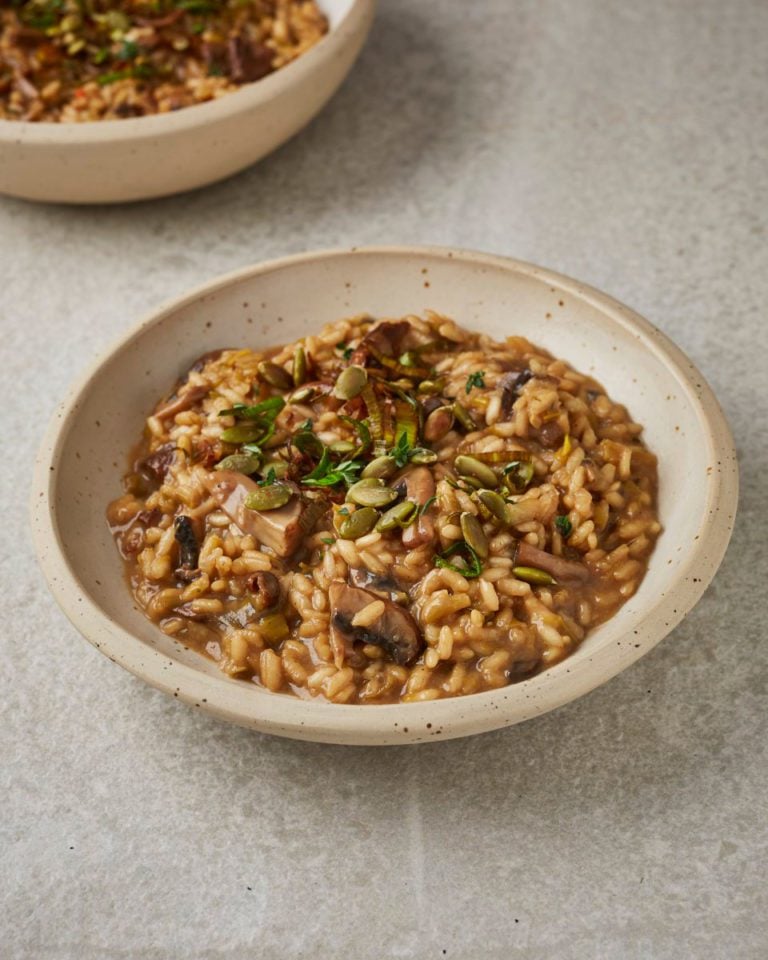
[107,312,662,704]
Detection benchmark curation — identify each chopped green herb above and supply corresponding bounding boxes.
[336,342,354,361]
[465,371,486,394]
[119,40,139,60]
[419,495,437,517]
[258,468,277,487]
[218,397,285,420]
[435,541,483,579]
[320,537,335,545]
[555,515,573,537]
[391,430,413,469]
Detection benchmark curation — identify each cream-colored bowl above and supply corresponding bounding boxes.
[0,0,374,204]
[31,247,738,744]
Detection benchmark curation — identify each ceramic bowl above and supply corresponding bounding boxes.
[0,0,375,204]
[31,247,738,744]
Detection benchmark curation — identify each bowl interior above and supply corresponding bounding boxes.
[36,249,736,743]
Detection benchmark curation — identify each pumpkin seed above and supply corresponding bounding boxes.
[376,500,417,532]
[460,512,489,559]
[452,401,476,432]
[329,440,356,455]
[338,507,379,540]
[289,385,316,403]
[257,360,293,390]
[292,346,307,387]
[513,565,555,586]
[417,380,444,395]
[503,460,535,493]
[477,489,511,524]
[423,405,454,443]
[334,365,368,400]
[220,422,265,444]
[244,482,293,511]
[347,478,398,508]
[410,447,438,464]
[454,454,498,488]
[216,452,262,475]
[361,455,398,480]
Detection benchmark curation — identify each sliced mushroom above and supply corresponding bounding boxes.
[359,319,411,358]
[154,383,209,421]
[515,541,589,581]
[400,466,436,549]
[202,470,304,558]
[349,568,408,604]
[139,442,178,483]
[174,515,200,581]
[328,581,423,666]
[499,369,534,419]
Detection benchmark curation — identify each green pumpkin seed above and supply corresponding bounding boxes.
[347,478,398,508]
[338,507,379,540]
[503,460,535,493]
[257,360,293,390]
[454,454,498,488]
[417,380,444,395]
[513,565,555,586]
[409,447,438,465]
[460,512,489,559]
[452,401,476,432]
[220,422,266,444]
[329,440,356,455]
[376,500,417,532]
[334,365,368,400]
[423,405,454,443]
[289,385,316,404]
[477,489,511,525]
[292,346,307,387]
[216,452,262,475]
[244,482,294,511]
[361,455,398,480]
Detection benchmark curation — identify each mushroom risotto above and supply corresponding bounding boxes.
[0,0,327,122]
[107,313,661,704]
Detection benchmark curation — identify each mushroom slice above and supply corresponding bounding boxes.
[400,466,436,549]
[515,541,589,582]
[349,568,407,604]
[328,581,423,666]
[154,383,210,421]
[202,470,304,558]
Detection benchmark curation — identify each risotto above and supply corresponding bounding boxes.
[107,313,661,704]
[0,0,327,122]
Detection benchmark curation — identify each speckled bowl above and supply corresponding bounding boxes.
[0,0,374,204]
[30,247,738,744]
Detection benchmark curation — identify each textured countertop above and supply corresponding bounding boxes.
[2,0,766,957]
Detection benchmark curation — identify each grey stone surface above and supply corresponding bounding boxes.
[1,0,766,956]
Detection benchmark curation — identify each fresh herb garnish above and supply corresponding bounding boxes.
[465,371,486,394]
[555,515,572,537]
[218,397,285,420]
[435,541,483,579]
[320,537,335,545]
[303,459,362,488]
[419,495,437,517]
[391,430,413,468]
[338,416,372,457]
[258,468,277,487]
[298,419,313,432]
[336,342,354,361]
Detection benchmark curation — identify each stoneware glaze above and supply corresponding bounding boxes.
[0,0,375,204]
[30,247,738,744]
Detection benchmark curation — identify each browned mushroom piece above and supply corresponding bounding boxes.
[400,466,436,549]
[359,320,412,358]
[247,571,282,611]
[138,441,179,483]
[515,541,589,581]
[349,568,407,603]
[153,383,210,421]
[499,369,534,420]
[328,582,423,666]
[202,470,304,558]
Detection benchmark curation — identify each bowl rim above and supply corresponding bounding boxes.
[30,245,739,745]
[0,0,372,144]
